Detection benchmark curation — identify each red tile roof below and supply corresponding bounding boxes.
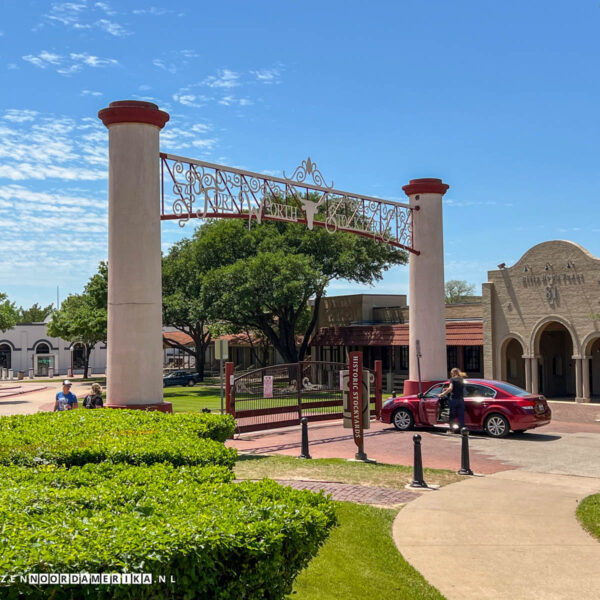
[310,321,482,346]
[163,331,260,348]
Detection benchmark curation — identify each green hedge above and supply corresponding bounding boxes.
[0,463,336,600]
[0,410,236,468]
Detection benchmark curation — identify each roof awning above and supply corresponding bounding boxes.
[311,322,482,347]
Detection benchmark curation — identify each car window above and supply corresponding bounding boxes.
[424,384,445,398]
[492,381,530,397]
[465,384,496,398]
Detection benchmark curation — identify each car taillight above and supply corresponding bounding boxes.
[516,399,537,407]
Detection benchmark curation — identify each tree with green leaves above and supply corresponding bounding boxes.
[0,293,18,332]
[196,210,407,363]
[17,302,54,323]
[46,264,107,379]
[445,280,477,304]
[162,239,215,381]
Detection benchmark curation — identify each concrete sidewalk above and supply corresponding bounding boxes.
[393,469,600,600]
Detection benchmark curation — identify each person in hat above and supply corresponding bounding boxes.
[54,379,78,411]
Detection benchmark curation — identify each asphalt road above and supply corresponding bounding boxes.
[443,426,600,478]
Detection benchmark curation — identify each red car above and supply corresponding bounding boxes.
[381,379,551,438]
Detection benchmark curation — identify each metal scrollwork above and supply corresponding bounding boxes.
[160,153,418,254]
[283,156,333,189]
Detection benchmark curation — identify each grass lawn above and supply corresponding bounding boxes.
[164,385,224,413]
[289,502,445,600]
[577,493,600,540]
[235,455,462,492]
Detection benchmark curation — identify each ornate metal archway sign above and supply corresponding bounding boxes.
[160,153,418,254]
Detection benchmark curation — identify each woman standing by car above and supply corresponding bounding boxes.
[439,368,466,432]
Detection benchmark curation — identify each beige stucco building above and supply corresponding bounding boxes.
[483,240,600,401]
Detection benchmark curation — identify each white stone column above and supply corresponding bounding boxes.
[531,356,539,394]
[98,101,171,411]
[574,356,583,402]
[402,178,449,396]
[524,356,532,392]
[581,356,591,403]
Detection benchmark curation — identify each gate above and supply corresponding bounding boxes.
[227,359,382,433]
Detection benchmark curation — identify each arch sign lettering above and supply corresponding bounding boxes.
[160,154,418,254]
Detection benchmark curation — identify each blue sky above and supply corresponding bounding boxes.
[1,0,599,309]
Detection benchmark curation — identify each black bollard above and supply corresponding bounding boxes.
[458,427,474,475]
[410,434,428,488]
[299,417,311,459]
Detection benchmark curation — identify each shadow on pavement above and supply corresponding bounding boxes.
[0,400,28,405]
[508,432,561,442]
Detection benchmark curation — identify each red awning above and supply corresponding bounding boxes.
[310,321,482,347]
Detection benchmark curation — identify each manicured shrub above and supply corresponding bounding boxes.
[0,464,336,600]
[0,410,236,468]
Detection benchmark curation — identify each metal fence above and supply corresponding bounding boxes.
[227,360,382,433]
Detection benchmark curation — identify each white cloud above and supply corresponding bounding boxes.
[132,7,173,16]
[203,69,240,89]
[2,109,39,123]
[94,2,116,16]
[172,93,209,108]
[96,19,128,36]
[22,51,119,75]
[23,51,62,68]
[153,58,177,74]
[218,95,252,107]
[81,90,103,96]
[179,49,199,59]
[251,68,281,84]
[0,110,107,181]
[43,1,130,36]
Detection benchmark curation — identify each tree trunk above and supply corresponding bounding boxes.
[84,344,93,379]
[195,346,207,381]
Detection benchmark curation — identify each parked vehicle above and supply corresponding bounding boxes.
[381,379,551,438]
[163,370,197,387]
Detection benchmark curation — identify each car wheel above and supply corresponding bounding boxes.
[187,379,196,387]
[484,413,510,438]
[392,407,414,431]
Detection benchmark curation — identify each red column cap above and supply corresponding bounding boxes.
[402,178,449,197]
[98,100,170,129]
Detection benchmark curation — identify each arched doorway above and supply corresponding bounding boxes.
[503,338,525,389]
[589,337,600,401]
[0,343,12,370]
[537,322,574,398]
[34,341,54,377]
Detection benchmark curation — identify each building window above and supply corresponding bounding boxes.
[464,346,481,373]
[447,346,458,371]
[399,346,409,370]
[36,343,50,354]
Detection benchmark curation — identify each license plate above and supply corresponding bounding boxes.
[536,403,544,412]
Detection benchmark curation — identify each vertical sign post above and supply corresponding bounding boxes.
[215,339,229,415]
[225,361,234,415]
[349,351,367,461]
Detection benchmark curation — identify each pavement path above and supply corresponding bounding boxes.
[393,470,600,600]
[0,381,96,415]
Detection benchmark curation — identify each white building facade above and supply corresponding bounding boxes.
[0,323,106,377]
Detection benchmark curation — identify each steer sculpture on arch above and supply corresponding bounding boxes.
[98,100,449,411]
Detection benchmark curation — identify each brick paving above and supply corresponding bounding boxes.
[263,479,420,505]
